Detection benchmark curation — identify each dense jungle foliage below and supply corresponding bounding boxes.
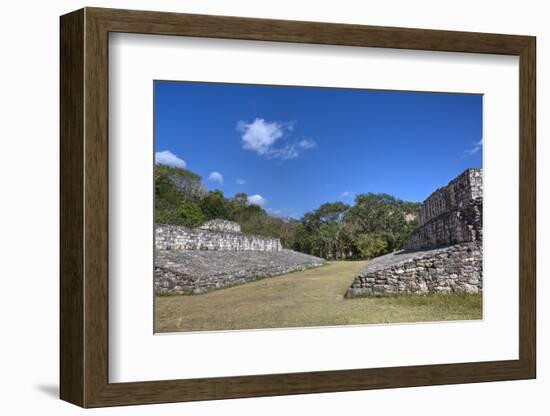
[155,164,420,259]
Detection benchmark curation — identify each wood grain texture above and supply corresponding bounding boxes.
[59,8,84,407]
[518,38,536,376]
[59,7,537,408]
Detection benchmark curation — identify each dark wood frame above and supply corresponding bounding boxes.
[60,7,536,408]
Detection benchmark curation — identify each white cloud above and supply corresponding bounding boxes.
[268,144,300,160]
[247,194,267,207]
[297,138,317,149]
[464,139,483,156]
[237,118,287,155]
[236,178,246,185]
[155,150,186,169]
[208,171,223,184]
[340,191,355,198]
[237,118,316,160]
[269,138,317,160]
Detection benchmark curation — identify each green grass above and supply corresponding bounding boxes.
[155,261,482,332]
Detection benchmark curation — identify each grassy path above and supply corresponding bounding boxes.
[155,261,482,332]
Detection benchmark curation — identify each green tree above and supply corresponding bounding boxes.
[356,233,388,258]
[297,202,350,259]
[175,203,205,227]
[232,192,248,208]
[154,162,421,259]
[346,193,419,253]
[200,190,231,220]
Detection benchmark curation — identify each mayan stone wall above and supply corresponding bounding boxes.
[405,169,482,251]
[405,198,482,251]
[419,168,482,225]
[346,242,482,297]
[199,219,241,233]
[346,168,483,297]
[154,219,327,294]
[155,250,326,294]
[155,223,282,251]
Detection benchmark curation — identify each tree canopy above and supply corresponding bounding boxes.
[155,164,420,260]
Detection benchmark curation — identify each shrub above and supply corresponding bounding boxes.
[175,203,205,227]
[356,233,388,259]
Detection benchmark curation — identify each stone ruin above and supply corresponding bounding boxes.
[405,168,482,250]
[346,168,483,297]
[155,220,326,295]
[156,220,282,252]
[199,219,242,233]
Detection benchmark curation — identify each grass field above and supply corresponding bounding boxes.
[155,261,482,332]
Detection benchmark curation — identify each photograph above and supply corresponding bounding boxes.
[51,4,537,410]
[153,80,483,333]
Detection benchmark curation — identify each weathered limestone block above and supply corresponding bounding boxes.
[346,168,483,297]
[154,219,327,294]
[155,223,282,251]
[407,169,482,251]
[345,242,482,297]
[199,219,241,233]
[419,168,482,225]
[155,249,327,294]
[405,198,482,251]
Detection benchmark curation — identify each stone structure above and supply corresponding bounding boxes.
[419,168,482,225]
[155,219,326,294]
[405,168,482,251]
[346,168,483,297]
[405,198,482,251]
[345,242,482,296]
[199,219,241,233]
[155,249,326,295]
[155,222,282,252]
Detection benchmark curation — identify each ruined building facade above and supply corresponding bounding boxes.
[346,168,483,297]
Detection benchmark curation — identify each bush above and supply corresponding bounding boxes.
[154,163,420,257]
[175,203,205,227]
[356,233,388,259]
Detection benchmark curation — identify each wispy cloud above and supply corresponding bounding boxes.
[268,145,300,160]
[236,178,246,185]
[268,137,319,161]
[463,139,483,156]
[247,194,267,207]
[208,171,223,184]
[297,138,317,150]
[236,118,316,160]
[155,150,186,169]
[340,191,355,198]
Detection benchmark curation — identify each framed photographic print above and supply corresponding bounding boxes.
[60,7,536,408]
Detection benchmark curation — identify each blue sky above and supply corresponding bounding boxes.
[154,81,482,219]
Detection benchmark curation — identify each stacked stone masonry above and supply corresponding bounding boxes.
[155,220,326,294]
[155,249,326,295]
[406,168,482,251]
[155,223,282,251]
[405,198,482,251]
[347,168,483,297]
[419,168,482,225]
[199,219,242,233]
[345,242,482,297]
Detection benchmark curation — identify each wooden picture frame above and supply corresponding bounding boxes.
[60,7,536,408]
